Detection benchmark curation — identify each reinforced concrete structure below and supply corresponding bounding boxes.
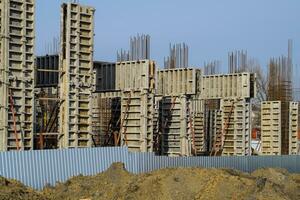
[0,0,35,151]
[58,3,95,148]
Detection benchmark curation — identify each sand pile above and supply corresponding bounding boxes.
[1,163,299,200]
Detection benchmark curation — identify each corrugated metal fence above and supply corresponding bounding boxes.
[0,147,299,190]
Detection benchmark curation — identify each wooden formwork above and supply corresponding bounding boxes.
[221,98,251,156]
[116,60,155,91]
[58,3,95,148]
[289,102,299,155]
[0,0,35,151]
[157,68,201,96]
[200,73,256,99]
[120,89,154,152]
[261,101,281,155]
[158,95,191,156]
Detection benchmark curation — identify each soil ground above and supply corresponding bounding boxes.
[1,163,300,200]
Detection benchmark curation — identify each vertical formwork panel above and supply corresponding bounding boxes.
[91,93,121,146]
[59,3,95,148]
[159,95,191,156]
[207,110,222,152]
[289,102,298,155]
[192,112,206,154]
[261,101,281,155]
[0,0,35,151]
[120,90,154,152]
[221,99,251,156]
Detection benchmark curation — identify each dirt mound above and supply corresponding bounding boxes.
[0,176,46,200]
[1,163,299,200]
[42,163,300,200]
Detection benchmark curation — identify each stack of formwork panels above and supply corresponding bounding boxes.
[261,101,281,155]
[58,3,95,148]
[289,102,299,155]
[0,0,35,151]
[221,98,251,156]
[200,73,256,99]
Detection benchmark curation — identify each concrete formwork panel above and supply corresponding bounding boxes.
[289,102,298,155]
[0,0,35,151]
[206,110,222,152]
[221,98,251,156]
[200,73,256,99]
[192,112,206,154]
[157,68,201,96]
[159,95,191,156]
[58,3,95,148]
[91,93,120,146]
[94,62,116,92]
[120,89,154,152]
[261,101,281,155]
[36,55,59,88]
[116,60,155,91]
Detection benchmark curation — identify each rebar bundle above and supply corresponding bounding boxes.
[267,40,293,155]
[203,60,221,75]
[164,43,189,69]
[117,34,150,62]
[228,50,248,73]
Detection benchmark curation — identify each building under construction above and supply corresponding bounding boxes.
[0,1,299,156]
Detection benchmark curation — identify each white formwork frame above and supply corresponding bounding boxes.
[221,98,251,156]
[289,102,299,155]
[59,3,95,148]
[0,0,35,151]
[120,89,154,152]
[261,101,281,155]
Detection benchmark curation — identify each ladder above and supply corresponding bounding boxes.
[210,101,235,156]
[9,90,20,150]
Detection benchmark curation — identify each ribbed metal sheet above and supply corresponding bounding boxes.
[0,147,299,190]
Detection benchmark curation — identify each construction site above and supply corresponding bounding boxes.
[0,0,300,199]
[0,0,298,156]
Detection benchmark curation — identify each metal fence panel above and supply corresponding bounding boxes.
[0,147,299,190]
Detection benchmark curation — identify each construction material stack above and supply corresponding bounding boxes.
[0,0,35,151]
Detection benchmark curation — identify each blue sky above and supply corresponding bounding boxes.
[36,0,300,74]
